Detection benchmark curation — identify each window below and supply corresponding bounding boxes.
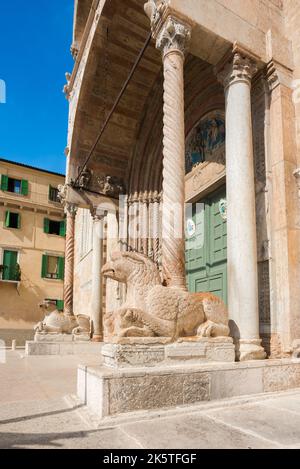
[45,299,64,311]
[1,250,20,281]
[49,186,60,203]
[44,218,66,236]
[56,300,64,311]
[41,255,64,280]
[0,175,28,195]
[5,211,21,229]
[8,177,21,194]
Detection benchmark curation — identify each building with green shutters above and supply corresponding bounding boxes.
[0,158,66,345]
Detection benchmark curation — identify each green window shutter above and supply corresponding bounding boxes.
[21,179,28,196]
[57,257,65,280]
[1,175,8,191]
[5,210,10,227]
[56,300,64,311]
[59,219,66,237]
[48,185,51,200]
[41,255,48,278]
[44,218,50,234]
[17,213,21,229]
[2,250,18,281]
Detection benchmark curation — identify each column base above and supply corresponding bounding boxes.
[92,335,103,343]
[239,339,266,361]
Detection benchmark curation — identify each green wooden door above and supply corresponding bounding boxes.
[185,186,227,303]
[2,250,18,281]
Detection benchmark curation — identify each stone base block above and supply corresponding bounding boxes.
[77,358,300,418]
[102,343,165,368]
[25,340,102,356]
[239,339,266,361]
[102,337,235,368]
[34,332,74,342]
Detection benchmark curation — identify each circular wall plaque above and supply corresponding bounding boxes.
[219,198,227,220]
[186,218,196,237]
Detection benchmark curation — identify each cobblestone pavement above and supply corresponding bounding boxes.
[1,350,300,449]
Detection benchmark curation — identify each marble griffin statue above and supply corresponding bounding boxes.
[102,251,230,341]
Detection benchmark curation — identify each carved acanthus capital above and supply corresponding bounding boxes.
[217,50,258,90]
[64,202,78,218]
[156,15,191,57]
[151,190,161,203]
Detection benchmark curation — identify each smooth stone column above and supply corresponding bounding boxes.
[63,202,78,316]
[154,15,191,290]
[217,48,266,361]
[91,214,105,342]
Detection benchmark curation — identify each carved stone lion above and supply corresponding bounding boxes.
[34,310,78,334]
[34,300,90,336]
[101,251,230,341]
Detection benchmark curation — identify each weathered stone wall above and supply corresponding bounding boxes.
[69,0,300,354]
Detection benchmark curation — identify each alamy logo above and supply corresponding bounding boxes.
[0,79,6,103]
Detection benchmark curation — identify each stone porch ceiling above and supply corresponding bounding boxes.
[68,0,163,184]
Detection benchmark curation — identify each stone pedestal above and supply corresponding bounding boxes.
[77,358,300,419]
[25,332,102,356]
[102,338,235,368]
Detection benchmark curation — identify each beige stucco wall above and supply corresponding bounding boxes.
[0,160,65,345]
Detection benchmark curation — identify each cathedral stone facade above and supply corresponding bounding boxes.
[62,0,300,363]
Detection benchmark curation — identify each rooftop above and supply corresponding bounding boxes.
[0,157,65,178]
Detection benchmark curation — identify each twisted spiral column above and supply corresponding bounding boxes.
[63,203,78,316]
[152,191,161,264]
[155,16,191,289]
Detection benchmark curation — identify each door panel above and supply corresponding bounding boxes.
[185,186,227,303]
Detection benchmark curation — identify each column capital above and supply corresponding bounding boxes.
[155,15,191,57]
[216,44,258,90]
[64,202,78,217]
[144,1,191,57]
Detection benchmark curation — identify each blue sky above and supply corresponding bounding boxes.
[0,0,74,175]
